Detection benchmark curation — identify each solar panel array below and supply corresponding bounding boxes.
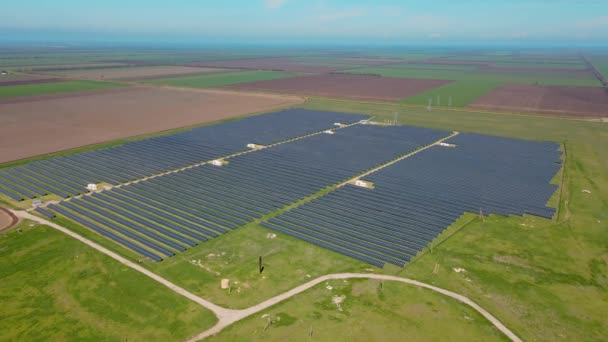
[264,133,562,268]
[47,124,449,261]
[0,109,367,201]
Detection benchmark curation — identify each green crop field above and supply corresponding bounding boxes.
[0,220,216,341]
[345,67,600,87]
[372,63,481,71]
[0,80,123,98]
[491,61,587,69]
[146,70,294,88]
[209,278,506,341]
[400,79,502,107]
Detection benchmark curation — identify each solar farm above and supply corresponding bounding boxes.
[1,108,561,267]
[2,47,607,342]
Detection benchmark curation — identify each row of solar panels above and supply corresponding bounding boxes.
[45,124,449,261]
[264,133,562,267]
[0,109,368,201]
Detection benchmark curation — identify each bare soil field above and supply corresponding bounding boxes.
[0,77,62,87]
[478,66,591,75]
[0,85,303,163]
[64,66,226,80]
[224,73,451,101]
[188,58,344,73]
[467,84,608,117]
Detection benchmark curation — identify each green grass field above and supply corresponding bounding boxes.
[209,278,507,341]
[345,67,600,87]
[0,80,123,98]
[490,61,587,69]
[147,223,371,309]
[401,79,502,107]
[0,220,216,341]
[145,70,294,88]
[374,63,481,71]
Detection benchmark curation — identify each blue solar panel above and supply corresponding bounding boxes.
[0,109,367,200]
[48,123,448,261]
[265,133,562,267]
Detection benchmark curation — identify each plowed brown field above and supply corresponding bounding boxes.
[0,86,303,163]
[467,84,608,117]
[224,73,451,101]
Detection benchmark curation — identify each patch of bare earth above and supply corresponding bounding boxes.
[65,66,226,81]
[224,73,452,101]
[0,85,303,163]
[467,84,608,117]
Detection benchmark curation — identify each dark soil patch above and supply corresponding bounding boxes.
[224,73,452,102]
[467,84,608,117]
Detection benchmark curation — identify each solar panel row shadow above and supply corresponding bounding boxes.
[265,133,562,268]
[0,109,367,201]
[47,124,450,261]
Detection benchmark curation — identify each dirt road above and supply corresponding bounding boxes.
[13,209,521,342]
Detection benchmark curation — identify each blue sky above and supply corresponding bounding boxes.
[1,0,607,44]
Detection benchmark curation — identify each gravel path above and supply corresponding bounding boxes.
[12,210,521,342]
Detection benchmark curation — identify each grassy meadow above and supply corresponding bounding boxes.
[401,79,503,107]
[0,220,216,341]
[0,80,123,98]
[346,66,600,87]
[209,278,507,342]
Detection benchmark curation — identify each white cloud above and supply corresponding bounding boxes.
[319,8,366,21]
[264,0,287,9]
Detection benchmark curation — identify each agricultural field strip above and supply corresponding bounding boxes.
[0,109,366,202]
[224,73,452,102]
[9,211,525,342]
[0,80,123,99]
[466,84,608,117]
[145,70,295,88]
[264,133,561,267]
[45,124,450,261]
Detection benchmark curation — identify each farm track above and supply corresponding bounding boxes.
[12,210,521,342]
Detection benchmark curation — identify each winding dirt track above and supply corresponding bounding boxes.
[0,207,18,232]
[14,210,521,342]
